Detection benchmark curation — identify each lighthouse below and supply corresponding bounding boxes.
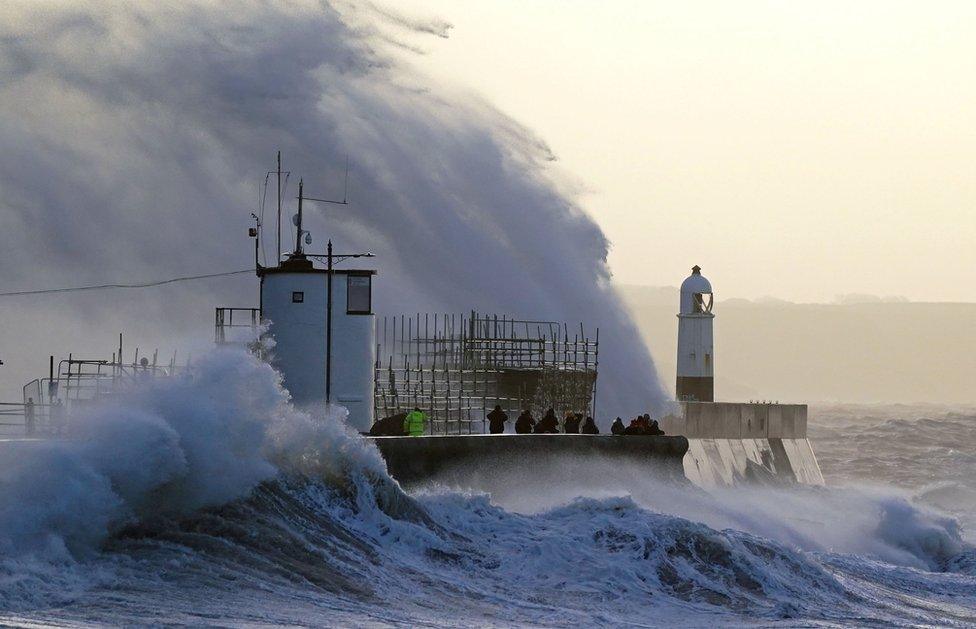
[258,178,376,431]
[676,265,714,402]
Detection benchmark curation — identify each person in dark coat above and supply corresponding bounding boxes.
[515,409,535,434]
[581,416,599,434]
[564,412,581,434]
[369,412,408,436]
[623,417,644,435]
[534,408,559,433]
[610,417,625,435]
[487,405,509,434]
[649,419,665,436]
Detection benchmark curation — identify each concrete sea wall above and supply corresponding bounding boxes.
[370,434,689,487]
[660,402,824,488]
[368,403,823,489]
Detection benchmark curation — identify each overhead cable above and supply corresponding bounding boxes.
[0,269,253,298]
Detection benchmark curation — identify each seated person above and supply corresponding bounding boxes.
[581,416,599,434]
[564,412,582,434]
[623,417,643,435]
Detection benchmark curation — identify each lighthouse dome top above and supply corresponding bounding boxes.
[679,265,714,315]
[680,265,712,294]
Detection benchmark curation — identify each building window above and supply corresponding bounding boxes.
[705,353,711,368]
[292,291,304,303]
[347,274,371,314]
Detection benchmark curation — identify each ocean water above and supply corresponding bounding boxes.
[1,350,974,627]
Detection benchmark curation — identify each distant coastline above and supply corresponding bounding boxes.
[620,284,976,405]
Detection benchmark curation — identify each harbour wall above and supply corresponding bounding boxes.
[660,402,824,488]
[368,403,823,489]
[370,434,689,487]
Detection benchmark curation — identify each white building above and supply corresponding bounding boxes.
[260,254,376,431]
[676,265,714,402]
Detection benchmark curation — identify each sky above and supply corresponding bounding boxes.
[0,0,972,405]
[390,0,976,303]
[0,0,667,411]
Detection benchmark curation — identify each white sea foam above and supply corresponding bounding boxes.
[0,346,382,561]
[0,350,974,626]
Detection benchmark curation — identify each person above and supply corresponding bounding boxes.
[25,397,35,436]
[638,414,664,436]
[487,405,508,434]
[534,408,559,433]
[581,416,599,434]
[515,409,535,434]
[640,415,653,432]
[610,417,625,435]
[623,417,644,435]
[622,414,663,436]
[403,406,426,436]
[564,411,581,434]
[369,412,408,436]
[51,398,66,436]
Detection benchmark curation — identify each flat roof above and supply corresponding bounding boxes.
[258,267,376,277]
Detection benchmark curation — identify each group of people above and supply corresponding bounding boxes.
[397,405,665,437]
[493,407,601,435]
[487,406,664,436]
[609,413,665,436]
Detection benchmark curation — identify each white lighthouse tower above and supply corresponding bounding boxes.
[259,178,376,431]
[676,265,714,402]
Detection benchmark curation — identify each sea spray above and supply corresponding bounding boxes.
[0,346,392,561]
[0,0,667,416]
[416,454,975,572]
[0,350,975,624]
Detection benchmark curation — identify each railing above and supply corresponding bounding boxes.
[215,307,262,344]
[0,400,66,436]
[8,353,189,436]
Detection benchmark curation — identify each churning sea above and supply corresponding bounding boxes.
[1,348,974,627]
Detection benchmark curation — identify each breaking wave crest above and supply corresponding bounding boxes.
[1,348,975,626]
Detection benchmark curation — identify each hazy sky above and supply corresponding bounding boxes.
[0,1,667,412]
[392,1,976,303]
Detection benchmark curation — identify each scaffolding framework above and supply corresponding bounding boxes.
[374,311,599,435]
[9,339,189,437]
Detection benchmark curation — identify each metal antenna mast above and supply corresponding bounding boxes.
[276,151,282,265]
[295,179,304,254]
[326,239,333,403]
[297,168,372,406]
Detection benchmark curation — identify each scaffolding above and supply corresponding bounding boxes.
[214,307,261,344]
[11,338,188,436]
[374,311,599,435]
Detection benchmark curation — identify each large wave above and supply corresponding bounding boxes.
[1,348,975,626]
[0,0,667,416]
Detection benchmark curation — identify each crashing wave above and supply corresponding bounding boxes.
[1,348,974,626]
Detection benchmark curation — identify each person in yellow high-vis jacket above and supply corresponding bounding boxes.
[403,407,426,436]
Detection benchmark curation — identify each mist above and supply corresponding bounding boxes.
[0,1,667,415]
[620,285,976,405]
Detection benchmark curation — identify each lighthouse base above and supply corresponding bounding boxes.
[676,376,714,402]
[660,401,825,488]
